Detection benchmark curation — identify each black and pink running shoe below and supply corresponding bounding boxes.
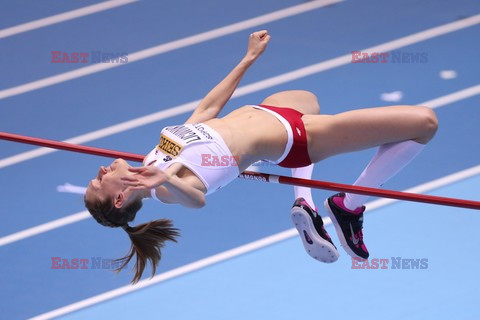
[291,198,339,263]
[324,193,369,259]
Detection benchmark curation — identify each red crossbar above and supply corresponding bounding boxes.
[0,132,144,162]
[2,131,479,210]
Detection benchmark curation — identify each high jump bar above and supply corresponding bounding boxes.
[1,131,479,210]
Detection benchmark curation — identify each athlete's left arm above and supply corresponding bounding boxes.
[185,30,270,124]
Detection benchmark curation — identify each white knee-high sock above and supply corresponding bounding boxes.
[292,164,316,208]
[344,140,425,211]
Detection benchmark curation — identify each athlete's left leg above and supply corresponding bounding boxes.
[260,90,320,115]
[303,105,438,259]
[305,106,438,208]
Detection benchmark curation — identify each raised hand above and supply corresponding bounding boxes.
[121,166,169,190]
[246,30,271,60]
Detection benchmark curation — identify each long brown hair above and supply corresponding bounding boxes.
[85,196,180,284]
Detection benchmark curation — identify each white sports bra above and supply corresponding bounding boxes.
[143,123,240,197]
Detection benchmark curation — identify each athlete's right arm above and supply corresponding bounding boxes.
[121,164,206,208]
[185,30,271,124]
[159,175,206,208]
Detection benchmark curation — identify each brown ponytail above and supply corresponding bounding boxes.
[117,220,180,284]
[85,196,180,284]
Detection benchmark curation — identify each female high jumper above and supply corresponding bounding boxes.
[84,30,438,283]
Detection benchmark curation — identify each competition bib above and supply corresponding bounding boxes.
[157,134,183,157]
[156,124,211,158]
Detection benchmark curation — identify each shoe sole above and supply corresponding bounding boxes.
[291,207,339,263]
[324,199,363,259]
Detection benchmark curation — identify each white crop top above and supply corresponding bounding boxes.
[143,123,240,196]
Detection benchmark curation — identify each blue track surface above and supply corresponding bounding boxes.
[59,175,480,320]
[1,0,479,319]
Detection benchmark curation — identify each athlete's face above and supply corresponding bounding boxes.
[85,158,132,204]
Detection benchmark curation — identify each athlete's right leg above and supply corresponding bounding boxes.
[262,91,319,207]
[262,90,320,207]
[262,91,339,263]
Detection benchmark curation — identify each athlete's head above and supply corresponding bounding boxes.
[85,159,141,208]
[84,158,179,284]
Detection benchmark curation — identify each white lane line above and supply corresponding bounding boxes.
[0,101,200,169]
[1,80,479,170]
[29,164,480,320]
[1,84,479,247]
[421,84,480,109]
[231,14,480,97]
[0,211,89,246]
[0,0,344,99]
[28,228,300,320]
[366,165,480,211]
[2,14,479,166]
[0,0,138,39]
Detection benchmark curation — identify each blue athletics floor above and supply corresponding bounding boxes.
[0,0,479,319]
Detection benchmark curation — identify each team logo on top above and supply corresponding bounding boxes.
[157,134,183,157]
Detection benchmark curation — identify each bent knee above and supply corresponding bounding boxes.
[416,106,438,143]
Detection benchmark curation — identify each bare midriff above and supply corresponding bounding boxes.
[204,106,288,172]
